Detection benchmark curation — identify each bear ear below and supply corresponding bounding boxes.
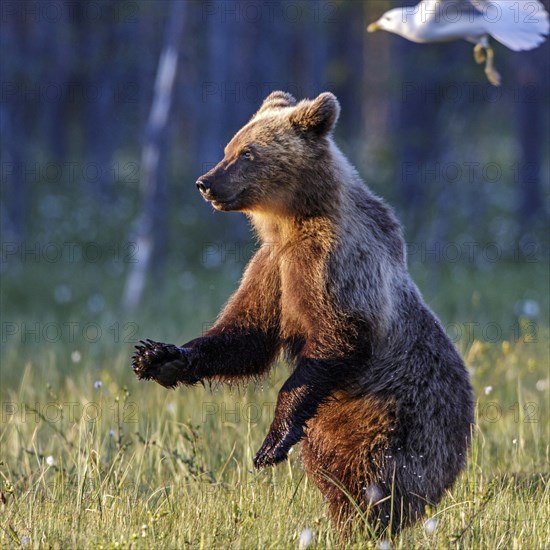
[289,92,340,136]
[253,91,297,118]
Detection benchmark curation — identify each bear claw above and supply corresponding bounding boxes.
[131,339,198,388]
[253,443,288,469]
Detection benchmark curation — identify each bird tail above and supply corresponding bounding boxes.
[486,0,549,51]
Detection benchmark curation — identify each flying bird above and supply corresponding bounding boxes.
[367,0,550,85]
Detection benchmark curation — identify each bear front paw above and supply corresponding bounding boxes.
[132,339,199,388]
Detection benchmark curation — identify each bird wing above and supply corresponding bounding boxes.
[477,0,549,51]
[420,0,549,50]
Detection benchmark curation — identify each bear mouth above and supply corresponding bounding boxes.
[210,190,246,211]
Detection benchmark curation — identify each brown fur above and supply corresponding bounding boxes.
[302,392,398,528]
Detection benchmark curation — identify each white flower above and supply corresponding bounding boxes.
[94,380,103,389]
[298,528,313,549]
[424,517,438,534]
[46,456,56,467]
[377,540,391,550]
[54,284,72,304]
[536,379,549,392]
[71,350,81,363]
[484,386,492,395]
[109,429,116,438]
[365,484,382,504]
[20,536,29,548]
[512,438,518,445]
[88,293,105,313]
[522,299,540,318]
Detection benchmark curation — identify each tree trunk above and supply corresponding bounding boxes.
[122,0,185,311]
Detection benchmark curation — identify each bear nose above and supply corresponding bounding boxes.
[196,179,210,195]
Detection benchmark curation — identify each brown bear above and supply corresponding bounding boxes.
[132,91,474,534]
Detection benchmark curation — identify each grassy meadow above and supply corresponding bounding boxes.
[1,256,549,549]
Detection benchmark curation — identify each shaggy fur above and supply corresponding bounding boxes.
[132,91,474,534]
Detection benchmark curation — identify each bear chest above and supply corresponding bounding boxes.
[279,253,326,339]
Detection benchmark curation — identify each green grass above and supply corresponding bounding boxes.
[1,263,549,549]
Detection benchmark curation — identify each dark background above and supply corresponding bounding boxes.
[1,0,548,373]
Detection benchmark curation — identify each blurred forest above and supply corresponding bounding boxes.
[1,0,549,326]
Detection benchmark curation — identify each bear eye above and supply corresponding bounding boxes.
[241,150,253,160]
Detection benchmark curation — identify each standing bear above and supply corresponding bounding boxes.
[132,91,474,533]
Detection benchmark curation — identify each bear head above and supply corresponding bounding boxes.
[195,91,341,216]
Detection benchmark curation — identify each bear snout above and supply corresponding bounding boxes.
[196,177,230,203]
[195,175,245,211]
[195,178,212,198]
